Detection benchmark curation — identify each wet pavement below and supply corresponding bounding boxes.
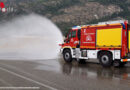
[0,58,129,90]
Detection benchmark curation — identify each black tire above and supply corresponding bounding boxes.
[63,49,72,63]
[99,52,113,67]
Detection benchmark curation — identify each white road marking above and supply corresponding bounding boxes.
[0,78,12,86]
[0,67,58,90]
[0,87,40,89]
[0,62,66,90]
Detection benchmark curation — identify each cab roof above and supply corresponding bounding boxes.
[71,20,128,30]
[72,26,81,30]
[81,23,122,29]
[81,20,128,29]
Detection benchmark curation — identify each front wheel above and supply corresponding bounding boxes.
[99,52,113,67]
[63,49,72,63]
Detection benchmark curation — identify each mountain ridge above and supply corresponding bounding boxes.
[0,0,130,34]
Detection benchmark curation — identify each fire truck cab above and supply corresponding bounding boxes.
[60,20,130,67]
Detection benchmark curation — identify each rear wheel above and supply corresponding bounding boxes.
[99,52,113,67]
[63,49,72,63]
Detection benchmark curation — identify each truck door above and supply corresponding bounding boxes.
[66,29,79,48]
[69,30,78,48]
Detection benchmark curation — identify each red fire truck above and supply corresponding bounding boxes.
[60,20,130,67]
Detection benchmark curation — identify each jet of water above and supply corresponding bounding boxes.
[0,14,63,60]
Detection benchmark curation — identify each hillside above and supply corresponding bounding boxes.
[0,0,130,35]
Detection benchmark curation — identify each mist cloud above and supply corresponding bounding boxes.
[0,14,63,60]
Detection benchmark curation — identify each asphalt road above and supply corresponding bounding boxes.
[0,58,130,90]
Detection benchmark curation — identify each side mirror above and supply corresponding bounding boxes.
[65,34,67,38]
[65,31,69,38]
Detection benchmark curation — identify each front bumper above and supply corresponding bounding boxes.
[60,48,63,54]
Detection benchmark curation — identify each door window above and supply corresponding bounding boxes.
[72,31,76,38]
[68,32,71,39]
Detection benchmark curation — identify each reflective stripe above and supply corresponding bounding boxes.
[121,59,130,62]
[80,46,95,48]
[63,46,76,48]
[96,47,121,48]
[123,59,127,62]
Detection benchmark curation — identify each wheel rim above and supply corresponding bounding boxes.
[65,52,70,60]
[101,55,109,64]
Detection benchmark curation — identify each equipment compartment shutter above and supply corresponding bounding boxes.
[96,28,122,47]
